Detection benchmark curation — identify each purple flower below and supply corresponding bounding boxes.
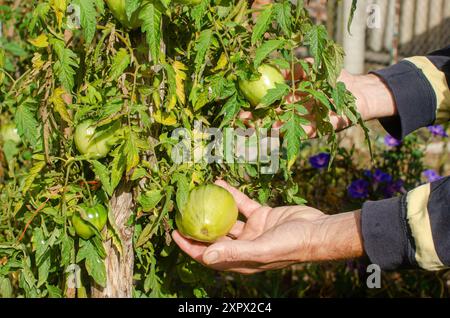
[384,135,402,147]
[383,179,404,198]
[309,153,331,169]
[373,169,393,183]
[363,169,372,178]
[423,169,444,183]
[348,179,370,199]
[427,125,448,137]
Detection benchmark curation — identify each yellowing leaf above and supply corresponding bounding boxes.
[153,110,177,126]
[29,34,49,48]
[212,52,228,72]
[49,87,72,124]
[23,160,46,195]
[173,61,187,106]
[32,53,45,69]
[51,0,67,28]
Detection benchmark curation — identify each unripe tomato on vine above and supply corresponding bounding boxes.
[238,64,286,107]
[175,184,238,243]
[72,204,108,240]
[74,120,120,159]
[105,0,165,29]
[0,123,21,145]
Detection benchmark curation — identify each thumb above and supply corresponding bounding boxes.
[203,240,262,265]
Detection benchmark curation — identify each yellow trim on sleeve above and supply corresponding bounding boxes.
[405,56,450,123]
[406,183,445,271]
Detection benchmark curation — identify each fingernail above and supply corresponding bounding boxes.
[204,251,220,264]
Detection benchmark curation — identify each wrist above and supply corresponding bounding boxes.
[308,210,365,263]
[351,74,397,121]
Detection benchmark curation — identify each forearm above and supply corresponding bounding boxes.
[306,210,365,263]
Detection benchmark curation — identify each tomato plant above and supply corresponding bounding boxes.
[175,184,238,243]
[238,64,286,107]
[0,0,365,298]
[72,204,108,239]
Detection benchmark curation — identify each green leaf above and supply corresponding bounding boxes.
[51,39,79,91]
[254,39,284,68]
[0,276,13,298]
[91,160,114,196]
[76,239,106,287]
[14,98,41,147]
[273,1,292,37]
[61,234,74,267]
[305,25,328,69]
[194,29,213,73]
[323,43,344,87]
[126,0,141,19]
[74,0,98,44]
[304,88,332,110]
[110,143,127,191]
[109,48,130,81]
[191,0,209,30]
[218,94,241,128]
[22,160,46,195]
[348,0,358,34]
[140,3,162,63]
[173,173,189,212]
[251,4,273,45]
[280,112,307,168]
[138,190,164,212]
[124,131,140,173]
[260,82,289,106]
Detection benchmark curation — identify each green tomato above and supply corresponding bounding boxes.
[0,123,21,144]
[105,0,164,29]
[72,204,108,240]
[238,64,286,107]
[74,120,120,159]
[175,184,238,243]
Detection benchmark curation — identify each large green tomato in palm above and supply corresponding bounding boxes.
[238,64,286,107]
[176,184,238,243]
[74,120,120,159]
[72,204,108,240]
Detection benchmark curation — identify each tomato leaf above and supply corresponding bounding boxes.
[91,160,114,196]
[109,48,130,81]
[260,82,289,107]
[194,29,213,74]
[140,3,162,63]
[254,39,284,69]
[73,0,98,44]
[251,4,273,45]
[14,98,41,148]
[76,239,106,287]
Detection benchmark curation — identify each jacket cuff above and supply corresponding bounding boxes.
[361,196,416,271]
[371,61,437,140]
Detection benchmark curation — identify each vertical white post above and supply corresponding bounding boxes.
[428,0,443,30]
[400,0,415,46]
[445,0,450,18]
[414,0,429,36]
[384,0,396,50]
[368,0,388,52]
[343,0,368,74]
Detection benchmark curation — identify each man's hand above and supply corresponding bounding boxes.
[172,180,364,274]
